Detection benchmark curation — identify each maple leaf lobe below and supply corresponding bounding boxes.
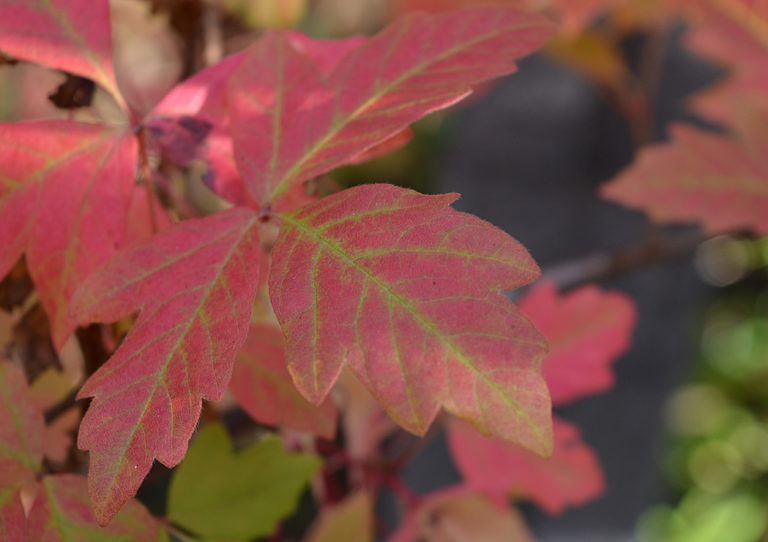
[70,208,261,525]
[270,184,552,455]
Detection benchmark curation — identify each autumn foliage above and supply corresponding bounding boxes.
[0,0,764,540]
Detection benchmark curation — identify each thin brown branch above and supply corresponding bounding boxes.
[138,129,160,235]
[540,228,706,290]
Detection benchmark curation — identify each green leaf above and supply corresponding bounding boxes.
[305,492,373,542]
[167,424,321,540]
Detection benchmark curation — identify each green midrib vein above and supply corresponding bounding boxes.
[279,213,547,448]
[267,17,550,202]
[97,215,257,506]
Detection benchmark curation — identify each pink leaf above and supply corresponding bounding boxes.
[601,2,768,234]
[346,128,414,166]
[26,475,163,541]
[0,121,137,349]
[286,32,366,76]
[230,323,338,439]
[446,417,605,515]
[0,0,123,107]
[269,184,551,455]
[148,34,365,208]
[388,486,538,542]
[337,370,397,462]
[70,208,261,524]
[125,184,174,244]
[684,0,768,121]
[0,486,25,542]
[0,359,44,486]
[519,280,636,405]
[43,408,80,465]
[600,110,768,235]
[229,7,555,209]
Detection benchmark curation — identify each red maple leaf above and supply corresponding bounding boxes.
[269,184,551,454]
[601,0,768,234]
[71,209,261,523]
[446,417,605,515]
[519,280,637,405]
[230,323,338,439]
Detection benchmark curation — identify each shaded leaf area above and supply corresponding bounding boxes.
[0,122,137,349]
[0,0,122,103]
[26,475,165,542]
[337,368,398,462]
[230,323,338,439]
[305,491,373,542]
[167,424,321,541]
[71,209,261,524]
[601,107,768,235]
[519,280,637,405]
[270,184,551,455]
[447,417,605,515]
[388,487,538,542]
[229,6,555,210]
[148,33,364,209]
[438,281,632,516]
[0,359,44,485]
[48,74,95,110]
[0,361,164,540]
[29,368,82,466]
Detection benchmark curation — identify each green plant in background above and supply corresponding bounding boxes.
[639,280,768,542]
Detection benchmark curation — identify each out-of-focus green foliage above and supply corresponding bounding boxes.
[167,424,321,541]
[638,268,768,542]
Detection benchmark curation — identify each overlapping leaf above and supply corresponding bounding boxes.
[70,209,261,524]
[0,359,44,486]
[0,360,35,541]
[446,417,605,514]
[388,487,537,542]
[338,369,398,461]
[684,0,768,120]
[26,475,164,542]
[0,486,24,542]
[601,1,768,234]
[306,492,374,542]
[519,280,636,405]
[0,0,123,106]
[231,323,338,438]
[0,121,137,349]
[149,33,368,208]
[228,7,555,209]
[269,184,552,455]
[167,424,321,541]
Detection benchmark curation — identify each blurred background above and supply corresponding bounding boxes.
[2,1,767,541]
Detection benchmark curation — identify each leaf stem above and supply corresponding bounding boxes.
[161,519,198,542]
[538,229,706,292]
[138,128,160,235]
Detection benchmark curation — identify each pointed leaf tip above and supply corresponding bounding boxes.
[0,359,45,485]
[230,6,555,209]
[71,209,261,524]
[0,0,123,105]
